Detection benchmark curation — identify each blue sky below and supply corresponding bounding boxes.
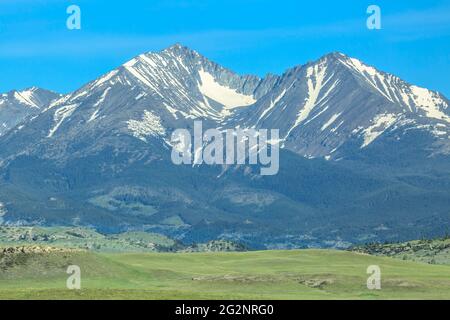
[0,0,449,96]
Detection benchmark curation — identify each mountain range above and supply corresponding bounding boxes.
[0,44,449,249]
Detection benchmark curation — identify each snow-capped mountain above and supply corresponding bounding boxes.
[0,44,448,248]
[0,45,278,162]
[229,52,450,159]
[0,87,60,136]
[2,45,448,163]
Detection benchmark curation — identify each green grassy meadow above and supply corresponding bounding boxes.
[1,249,449,300]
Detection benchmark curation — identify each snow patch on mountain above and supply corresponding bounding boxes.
[163,102,185,119]
[135,92,147,100]
[93,70,119,88]
[361,113,398,148]
[88,109,101,123]
[13,89,40,108]
[409,86,450,123]
[321,113,342,131]
[257,89,287,124]
[198,69,256,114]
[127,110,166,142]
[285,60,330,138]
[93,87,111,108]
[48,104,78,138]
[304,106,330,125]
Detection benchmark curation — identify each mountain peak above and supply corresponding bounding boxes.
[323,51,348,60]
[161,43,200,57]
[5,86,60,98]
[121,44,202,69]
[164,43,186,51]
[0,86,61,136]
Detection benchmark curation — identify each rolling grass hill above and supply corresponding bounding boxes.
[1,248,449,300]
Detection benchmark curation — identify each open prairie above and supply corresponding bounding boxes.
[1,249,449,300]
